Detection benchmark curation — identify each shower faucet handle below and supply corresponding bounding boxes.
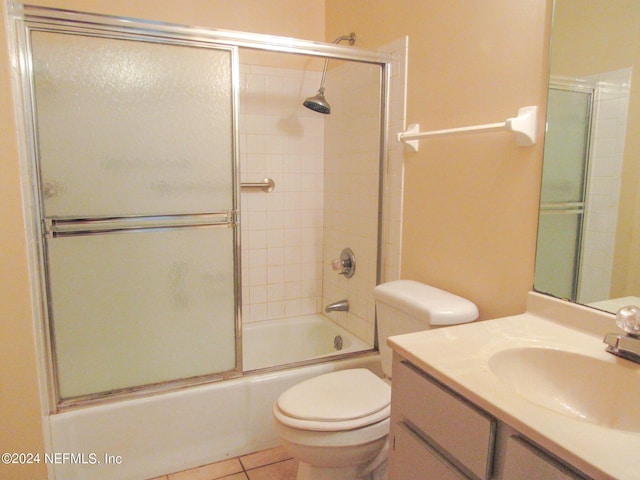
[331,248,355,278]
[331,258,346,270]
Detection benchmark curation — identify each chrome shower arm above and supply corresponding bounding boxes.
[304,32,356,114]
[318,33,355,91]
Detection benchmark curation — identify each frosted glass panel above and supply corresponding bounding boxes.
[534,213,582,301]
[540,89,591,203]
[31,31,233,217]
[48,228,236,399]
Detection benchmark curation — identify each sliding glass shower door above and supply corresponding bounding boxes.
[29,30,239,403]
[535,86,592,301]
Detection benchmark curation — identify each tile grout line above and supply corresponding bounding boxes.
[239,458,290,472]
[156,446,296,480]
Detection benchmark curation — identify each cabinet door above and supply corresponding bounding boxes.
[502,436,586,480]
[392,359,495,479]
[389,422,469,480]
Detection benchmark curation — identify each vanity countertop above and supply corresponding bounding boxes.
[387,292,640,480]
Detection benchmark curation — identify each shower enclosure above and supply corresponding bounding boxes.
[12,5,391,409]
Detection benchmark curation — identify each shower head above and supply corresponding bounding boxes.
[303,87,331,114]
[303,32,356,115]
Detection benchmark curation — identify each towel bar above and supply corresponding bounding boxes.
[397,106,538,152]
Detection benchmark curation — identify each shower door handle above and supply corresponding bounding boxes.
[240,178,275,193]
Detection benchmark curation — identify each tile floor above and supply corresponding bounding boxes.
[147,446,298,480]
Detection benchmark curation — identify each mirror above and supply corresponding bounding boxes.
[534,0,640,313]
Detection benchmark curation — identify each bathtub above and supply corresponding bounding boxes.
[48,316,378,480]
[243,314,372,371]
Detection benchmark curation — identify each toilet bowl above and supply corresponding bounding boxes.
[273,368,390,480]
[272,280,479,480]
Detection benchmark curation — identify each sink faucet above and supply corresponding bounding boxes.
[325,299,349,313]
[603,305,640,363]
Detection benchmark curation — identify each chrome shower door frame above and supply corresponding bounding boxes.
[9,2,392,411]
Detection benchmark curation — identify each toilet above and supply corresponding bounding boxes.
[272,280,479,480]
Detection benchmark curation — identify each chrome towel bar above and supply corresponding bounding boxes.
[240,178,275,193]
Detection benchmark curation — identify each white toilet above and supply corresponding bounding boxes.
[272,280,479,480]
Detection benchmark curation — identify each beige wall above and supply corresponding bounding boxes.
[0,2,552,478]
[327,0,553,319]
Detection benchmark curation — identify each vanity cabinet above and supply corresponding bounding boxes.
[389,358,495,480]
[388,354,590,480]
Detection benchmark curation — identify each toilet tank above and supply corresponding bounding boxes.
[374,280,479,377]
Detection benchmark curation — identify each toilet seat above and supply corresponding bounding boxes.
[274,369,391,432]
[274,412,390,449]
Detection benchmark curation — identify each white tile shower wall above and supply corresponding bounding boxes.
[240,40,407,342]
[578,68,631,303]
[322,38,407,345]
[240,64,325,323]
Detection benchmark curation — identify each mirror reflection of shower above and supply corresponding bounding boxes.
[302,32,356,114]
[535,72,632,306]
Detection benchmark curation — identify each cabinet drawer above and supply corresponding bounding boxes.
[392,358,495,480]
[502,436,586,480]
[390,422,469,480]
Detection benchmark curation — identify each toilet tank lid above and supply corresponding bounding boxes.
[374,280,479,325]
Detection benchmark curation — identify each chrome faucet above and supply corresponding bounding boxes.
[325,299,349,313]
[603,305,640,363]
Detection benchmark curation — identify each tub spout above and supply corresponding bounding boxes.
[325,299,349,313]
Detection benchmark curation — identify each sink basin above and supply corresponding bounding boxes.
[488,347,640,432]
